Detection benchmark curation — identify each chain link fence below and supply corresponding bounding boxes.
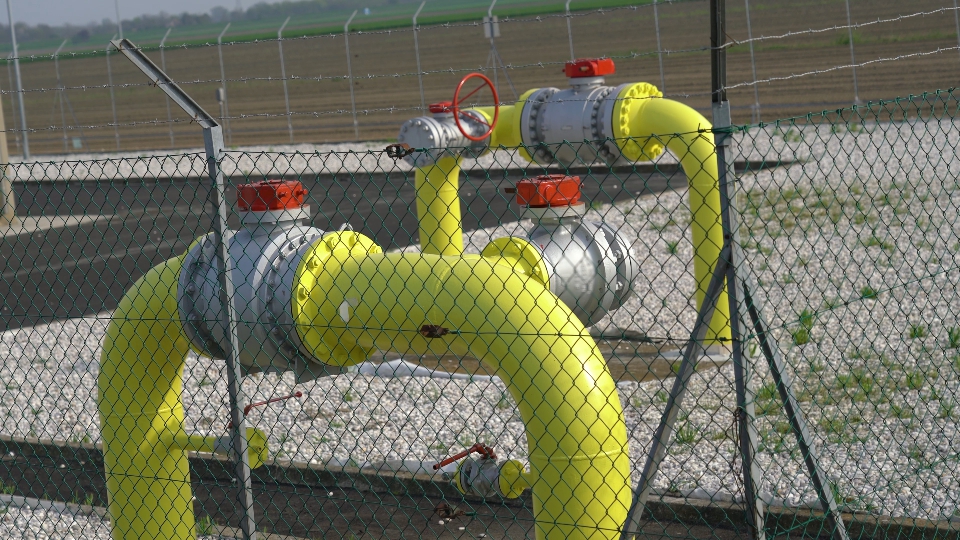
[1,85,959,539]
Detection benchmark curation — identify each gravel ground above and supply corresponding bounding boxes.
[3,119,960,522]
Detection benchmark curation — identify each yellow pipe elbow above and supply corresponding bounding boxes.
[616,90,732,345]
[98,255,197,540]
[294,249,631,539]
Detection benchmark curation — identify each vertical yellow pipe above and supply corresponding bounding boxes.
[294,248,631,539]
[616,93,732,344]
[98,256,196,540]
[414,156,463,255]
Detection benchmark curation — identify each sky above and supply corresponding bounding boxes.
[6,0,285,27]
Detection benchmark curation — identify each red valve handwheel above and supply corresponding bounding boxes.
[452,73,500,142]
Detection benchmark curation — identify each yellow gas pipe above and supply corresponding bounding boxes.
[418,86,730,343]
[99,80,726,540]
[98,255,265,540]
[293,232,631,539]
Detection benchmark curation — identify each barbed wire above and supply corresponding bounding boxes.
[721,45,960,93]
[724,5,960,48]
[0,1,705,64]
[0,97,703,135]
[0,45,711,97]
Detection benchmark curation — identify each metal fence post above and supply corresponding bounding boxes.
[111,38,258,540]
[54,39,68,153]
[566,0,575,61]
[412,1,426,112]
[844,0,860,104]
[218,23,232,145]
[106,37,120,151]
[160,27,174,147]
[4,55,18,155]
[954,0,960,62]
[0,78,12,224]
[6,0,28,160]
[653,0,666,92]
[344,9,359,140]
[744,0,760,122]
[278,16,293,143]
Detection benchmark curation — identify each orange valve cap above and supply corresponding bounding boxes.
[515,174,582,208]
[237,179,307,211]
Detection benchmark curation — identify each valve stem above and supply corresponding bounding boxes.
[228,391,303,428]
[433,443,496,470]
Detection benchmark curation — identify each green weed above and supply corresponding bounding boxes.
[948,327,960,349]
[908,324,927,340]
[675,423,698,444]
[859,286,879,300]
[196,515,216,536]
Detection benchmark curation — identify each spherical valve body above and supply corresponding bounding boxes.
[177,180,350,383]
[507,175,639,325]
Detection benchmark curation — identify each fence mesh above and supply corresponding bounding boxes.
[2,89,960,539]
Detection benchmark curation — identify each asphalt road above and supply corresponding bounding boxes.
[1,161,776,331]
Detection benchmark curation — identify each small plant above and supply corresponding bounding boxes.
[196,515,215,536]
[908,324,927,340]
[938,400,955,419]
[665,240,680,255]
[889,403,913,419]
[791,327,810,346]
[859,286,879,300]
[197,375,213,388]
[496,391,513,409]
[905,370,924,391]
[0,481,14,495]
[655,390,668,403]
[757,381,779,402]
[675,423,698,444]
[947,328,960,349]
[342,390,355,402]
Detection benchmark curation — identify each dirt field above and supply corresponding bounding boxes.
[3,0,959,155]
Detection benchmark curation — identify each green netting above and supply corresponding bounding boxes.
[1,90,959,540]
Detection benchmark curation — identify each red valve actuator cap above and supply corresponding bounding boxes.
[564,58,615,78]
[515,175,582,208]
[429,101,454,114]
[238,179,307,211]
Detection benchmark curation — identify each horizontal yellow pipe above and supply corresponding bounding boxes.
[294,245,631,539]
[98,255,196,540]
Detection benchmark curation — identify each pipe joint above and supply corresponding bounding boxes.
[177,194,357,382]
[161,428,269,470]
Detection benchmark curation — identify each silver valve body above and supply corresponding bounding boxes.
[177,180,348,382]
[396,102,491,167]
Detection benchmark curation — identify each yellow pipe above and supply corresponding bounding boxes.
[414,156,464,255]
[98,255,268,540]
[98,256,196,540]
[474,89,730,343]
[294,242,631,539]
[614,92,731,344]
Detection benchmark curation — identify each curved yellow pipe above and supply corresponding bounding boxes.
[98,255,196,540]
[294,243,631,539]
[615,93,730,344]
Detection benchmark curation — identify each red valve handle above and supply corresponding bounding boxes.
[228,391,303,429]
[452,73,499,143]
[433,443,497,470]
